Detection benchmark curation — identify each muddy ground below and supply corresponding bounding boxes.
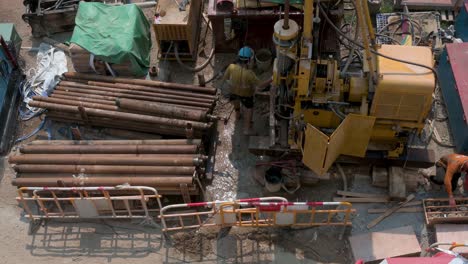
[0,0,458,263]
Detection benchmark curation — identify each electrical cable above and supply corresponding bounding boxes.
[318,3,438,84]
[341,0,359,77]
[15,117,46,144]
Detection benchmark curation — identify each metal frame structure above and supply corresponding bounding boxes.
[17,185,162,225]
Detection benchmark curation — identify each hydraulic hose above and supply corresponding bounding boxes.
[174,41,215,73]
[318,4,438,83]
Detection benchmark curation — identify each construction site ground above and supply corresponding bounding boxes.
[0,1,458,263]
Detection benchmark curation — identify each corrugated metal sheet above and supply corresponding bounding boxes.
[447,43,468,124]
[438,43,468,153]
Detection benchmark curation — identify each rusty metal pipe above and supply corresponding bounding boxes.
[14,164,196,174]
[12,176,194,187]
[51,92,207,111]
[19,144,199,154]
[51,94,115,105]
[59,81,214,103]
[47,116,194,137]
[29,101,211,130]
[56,86,213,108]
[46,113,203,137]
[33,96,118,111]
[45,110,208,135]
[63,72,217,94]
[9,154,206,166]
[28,139,201,145]
[88,81,216,100]
[116,98,208,122]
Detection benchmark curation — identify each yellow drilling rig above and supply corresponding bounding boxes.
[250,0,436,175]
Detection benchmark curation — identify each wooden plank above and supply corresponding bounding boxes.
[333,197,390,203]
[368,207,423,214]
[389,166,406,199]
[349,225,421,263]
[400,200,422,207]
[337,190,389,199]
[367,194,415,229]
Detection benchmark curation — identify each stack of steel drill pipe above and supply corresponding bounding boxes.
[27,72,218,136]
[10,140,206,194]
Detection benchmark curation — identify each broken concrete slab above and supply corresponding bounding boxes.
[349,225,421,263]
[435,224,468,253]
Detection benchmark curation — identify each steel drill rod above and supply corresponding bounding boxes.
[29,101,210,130]
[47,116,193,137]
[55,86,213,108]
[28,139,202,145]
[33,96,118,111]
[116,98,209,122]
[14,164,196,174]
[59,81,215,103]
[46,113,202,137]
[40,95,210,118]
[19,144,199,154]
[63,72,217,94]
[45,109,208,133]
[51,93,115,105]
[12,176,194,187]
[88,81,216,100]
[51,91,207,111]
[9,154,206,166]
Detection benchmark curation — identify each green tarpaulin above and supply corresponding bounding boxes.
[70,2,151,76]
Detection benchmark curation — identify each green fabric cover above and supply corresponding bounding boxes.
[70,2,151,76]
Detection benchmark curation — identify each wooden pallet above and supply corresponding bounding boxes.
[423,197,468,225]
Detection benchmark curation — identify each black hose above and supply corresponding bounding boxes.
[174,42,215,72]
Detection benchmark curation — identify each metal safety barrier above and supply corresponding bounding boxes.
[159,198,354,232]
[17,185,162,225]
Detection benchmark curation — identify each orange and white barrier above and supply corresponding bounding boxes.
[17,185,162,225]
[159,198,354,232]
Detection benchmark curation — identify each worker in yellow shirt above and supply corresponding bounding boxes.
[222,46,271,135]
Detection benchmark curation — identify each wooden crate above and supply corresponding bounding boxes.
[423,197,468,225]
[153,0,203,60]
[69,43,134,77]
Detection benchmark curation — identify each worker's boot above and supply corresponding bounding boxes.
[243,108,254,135]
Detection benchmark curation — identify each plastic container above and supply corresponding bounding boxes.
[255,48,272,72]
[264,166,283,192]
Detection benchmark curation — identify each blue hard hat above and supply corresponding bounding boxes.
[238,46,253,60]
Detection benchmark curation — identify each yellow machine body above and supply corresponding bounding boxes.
[268,0,435,175]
